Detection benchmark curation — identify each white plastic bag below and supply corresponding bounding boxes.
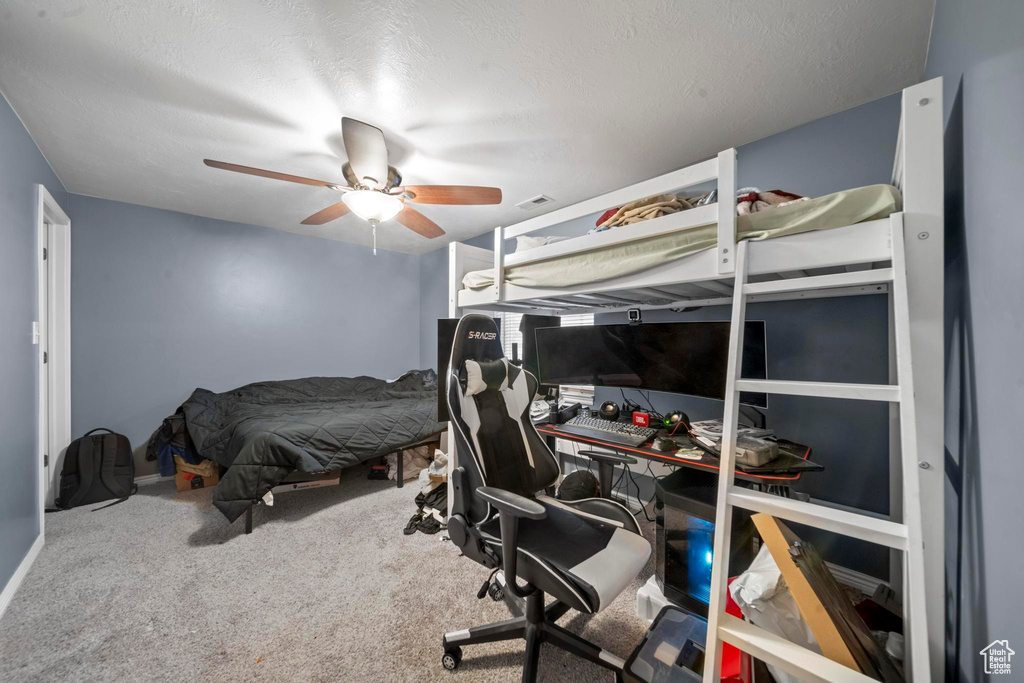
[729,544,821,683]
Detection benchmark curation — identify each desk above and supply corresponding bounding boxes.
[536,423,821,487]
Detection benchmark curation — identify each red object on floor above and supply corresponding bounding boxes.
[721,577,750,682]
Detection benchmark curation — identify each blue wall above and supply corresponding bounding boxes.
[68,195,423,476]
[419,245,448,370]
[924,0,1024,679]
[0,95,68,591]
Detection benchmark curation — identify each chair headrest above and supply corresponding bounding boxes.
[464,359,508,397]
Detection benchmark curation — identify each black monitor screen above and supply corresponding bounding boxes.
[535,321,767,408]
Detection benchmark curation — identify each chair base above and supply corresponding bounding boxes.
[442,591,624,683]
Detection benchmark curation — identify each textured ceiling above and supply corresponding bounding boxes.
[0,1,933,254]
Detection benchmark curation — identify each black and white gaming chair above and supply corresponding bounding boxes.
[442,314,651,681]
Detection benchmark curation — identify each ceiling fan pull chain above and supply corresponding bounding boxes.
[372,224,377,256]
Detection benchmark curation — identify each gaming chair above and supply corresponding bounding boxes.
[442,314,651,681]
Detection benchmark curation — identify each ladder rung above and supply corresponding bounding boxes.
[727,487,909,550]
[743,268,894,296]
[716,613,877,683]
[735,379,900,402]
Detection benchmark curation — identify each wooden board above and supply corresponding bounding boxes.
[752,514,904,681]
[752,513,861,672]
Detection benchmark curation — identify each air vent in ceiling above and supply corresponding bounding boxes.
[515,194,554,210]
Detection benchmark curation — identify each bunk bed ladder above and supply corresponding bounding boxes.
[702,214,930,683]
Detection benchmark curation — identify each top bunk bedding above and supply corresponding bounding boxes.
[462,184,900,291]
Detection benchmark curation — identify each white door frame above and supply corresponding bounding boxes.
[36,184,71,515]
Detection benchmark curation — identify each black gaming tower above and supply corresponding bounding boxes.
[655,468,756,618]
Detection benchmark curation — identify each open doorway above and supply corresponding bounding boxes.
[36,185,71,515]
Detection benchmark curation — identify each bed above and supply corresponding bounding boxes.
[445,77,946,680]
[178,370,444,522]
[461,184,900,292]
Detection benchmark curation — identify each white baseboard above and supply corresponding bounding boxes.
[826,561,887,595]
[135,473,166,487]
[0,533,44,622]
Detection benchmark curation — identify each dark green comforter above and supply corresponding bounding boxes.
[180,370,443,522]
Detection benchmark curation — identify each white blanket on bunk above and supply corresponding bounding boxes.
[462,184,900,291]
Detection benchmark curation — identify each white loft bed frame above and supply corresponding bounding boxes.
[447,78,944,677]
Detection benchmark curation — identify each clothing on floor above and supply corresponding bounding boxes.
[145,410,203,477]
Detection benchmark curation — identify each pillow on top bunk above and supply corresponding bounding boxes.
[516,235,571,251]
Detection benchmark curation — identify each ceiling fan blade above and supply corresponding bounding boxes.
[204,159,341,188]
[300,202,351,225]
[341,118,389,189]
[401,185,502,205]
[395,205,445,238]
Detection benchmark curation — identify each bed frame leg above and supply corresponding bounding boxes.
[245,505,253,534]
[396,450,404,489]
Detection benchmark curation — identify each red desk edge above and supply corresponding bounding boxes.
[536,424,810,483]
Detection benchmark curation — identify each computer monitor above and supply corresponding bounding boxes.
[519,314,561,398]
[534,320,768,408]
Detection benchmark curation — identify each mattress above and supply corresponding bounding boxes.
[462,184,901,291]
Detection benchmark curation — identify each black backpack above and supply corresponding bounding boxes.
[57,428,137,510]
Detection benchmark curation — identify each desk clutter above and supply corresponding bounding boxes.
[536,400,822,477]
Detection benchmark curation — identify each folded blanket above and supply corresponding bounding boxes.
[595,194,691,230]
[594,187,806,232]
[736,187,808,215]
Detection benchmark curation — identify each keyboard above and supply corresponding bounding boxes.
[557,415,657,448]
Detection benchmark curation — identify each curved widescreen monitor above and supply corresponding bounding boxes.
[535,321,767,408]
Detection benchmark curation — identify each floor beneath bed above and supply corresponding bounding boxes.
[0,464,654,682]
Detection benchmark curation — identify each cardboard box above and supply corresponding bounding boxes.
[173,454,218,478]
[174,469,220,492]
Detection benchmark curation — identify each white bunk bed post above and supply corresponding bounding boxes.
[895,76,945,678]
[492,226,504,301]
[716,148,737,274]
[703,238,749,682]
[447,242,466,518]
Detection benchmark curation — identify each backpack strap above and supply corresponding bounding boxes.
[63,436,96,510]
[93,434,135,511]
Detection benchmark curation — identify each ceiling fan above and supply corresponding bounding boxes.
[204,117,502,253]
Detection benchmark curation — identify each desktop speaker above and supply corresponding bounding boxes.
[599,401,620,421]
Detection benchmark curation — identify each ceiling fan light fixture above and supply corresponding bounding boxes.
[341,189,403,223]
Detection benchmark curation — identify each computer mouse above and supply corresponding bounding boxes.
[652,436,678,452]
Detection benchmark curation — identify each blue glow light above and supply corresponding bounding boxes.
[705,551,713,565]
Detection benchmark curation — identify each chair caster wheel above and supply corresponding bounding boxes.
[488,582,504,601]
[442,646,462,671]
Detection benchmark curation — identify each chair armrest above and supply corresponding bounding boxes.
[476,486,546,598]
[578,450,637,466]
[476,486,547,520]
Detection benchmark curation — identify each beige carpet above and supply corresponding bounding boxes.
[0,465,655,682]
